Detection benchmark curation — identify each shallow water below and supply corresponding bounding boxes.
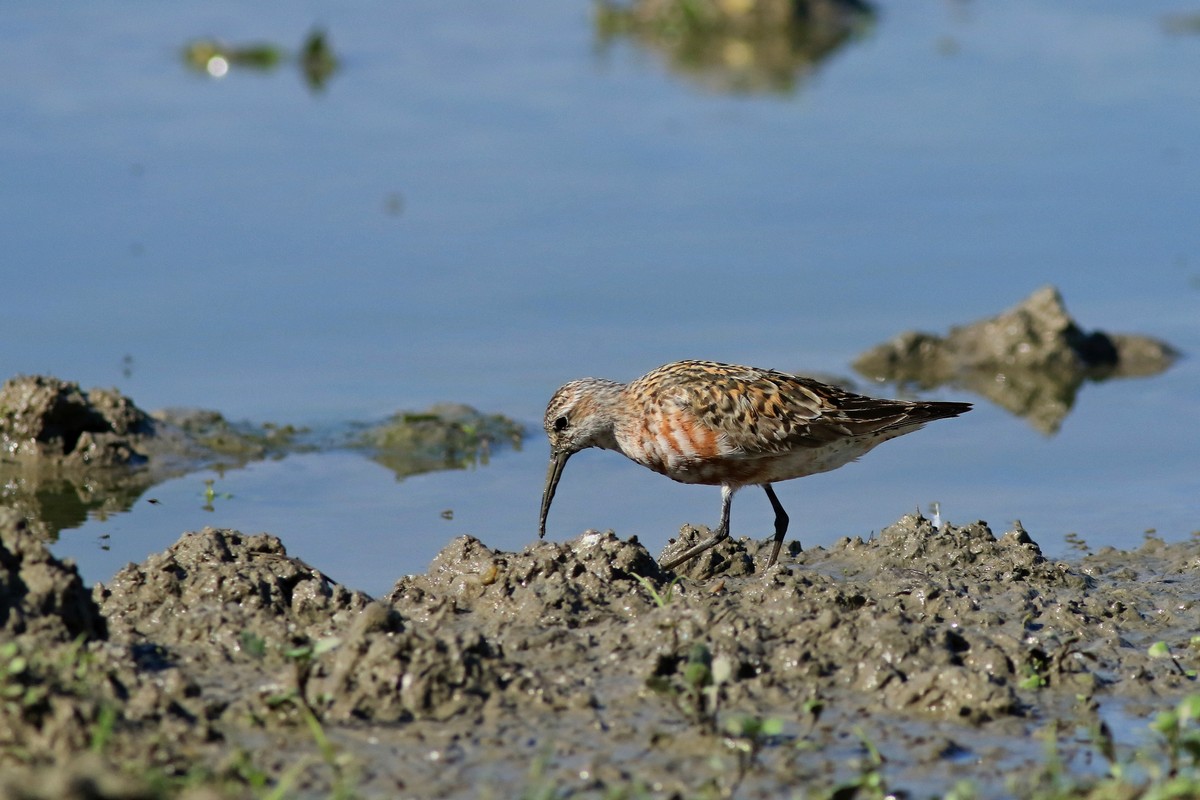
[3,1,1198,597]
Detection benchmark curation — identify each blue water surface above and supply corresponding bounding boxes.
[3,1,1197,597]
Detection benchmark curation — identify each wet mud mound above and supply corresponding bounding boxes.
[573,516,1192,730]
[0,376,154,468]
[0,375,524,540]
[0,376,289,541]
[353,403,524,481]
[98,529,372,661]
[0,510,122,771]
[389,531,667,627]
[0,509,104,642]
[0,508,1198,798]
[382,518,1198,796]
[853,286,1179,433]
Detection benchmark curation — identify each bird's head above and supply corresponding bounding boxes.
[538,377,622,539]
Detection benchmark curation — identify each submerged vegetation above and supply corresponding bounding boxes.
[182,29,340,91]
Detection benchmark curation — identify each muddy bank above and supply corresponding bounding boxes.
[853,286,1179,434]
[1,507,1197,798]
[0,375,522,541]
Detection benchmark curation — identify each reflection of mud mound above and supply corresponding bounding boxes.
[0,375,524,540]
[595,0,875,95]
[853,286,1179,433]
[0,376,289,539]
[355,403,524,481]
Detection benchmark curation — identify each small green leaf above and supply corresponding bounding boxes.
[1177,693,1200,722]
[644,676,673,695]
[760,717,785,736]
[1150,710,1177,735]
[240,631,267,659]
[1148,641,1172,659]
[311,636,341,657]
[683,661,711,688]
[284,644,314,661]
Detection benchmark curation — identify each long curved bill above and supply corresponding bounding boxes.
[538,450,571,539]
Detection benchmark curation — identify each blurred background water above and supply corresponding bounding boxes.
[3,0,1197,597]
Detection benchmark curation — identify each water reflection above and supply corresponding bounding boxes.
[0,375,524,541]
[853,287,1179,435]
[182,29,339,92]
[356,404,525,481]
[594,0,875,94]
[0,473,154,542]
[1163,12,1200,36]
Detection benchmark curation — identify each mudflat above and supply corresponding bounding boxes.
[1,508,1198,799]
[0,286,1194,798]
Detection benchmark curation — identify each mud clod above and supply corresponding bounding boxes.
[658,524,758,579]
[0,376,152,467]
[309,600,507,722]
[390,531,668,632]
[0,754,160,800]
[97,528,371,660]
[0,509,104,641]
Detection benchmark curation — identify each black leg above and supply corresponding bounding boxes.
[660,485,734,571]
[762,483,791,569]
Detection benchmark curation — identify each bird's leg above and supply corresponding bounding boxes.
[762,483,792,570]
[659,485,734,571]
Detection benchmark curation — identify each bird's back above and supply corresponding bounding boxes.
[616,360,970,486]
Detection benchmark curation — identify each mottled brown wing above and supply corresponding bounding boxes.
[638,360,968,458]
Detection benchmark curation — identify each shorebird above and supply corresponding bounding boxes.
[538,360,971,571]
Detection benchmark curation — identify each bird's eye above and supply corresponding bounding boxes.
[553,416,569,432]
